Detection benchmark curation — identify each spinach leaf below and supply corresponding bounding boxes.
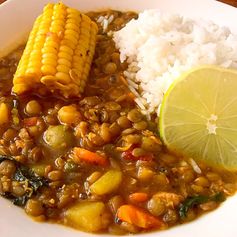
[210,192,226,202]
[179,192,225,218]
[13,165,47,192]
[0,155,14,162]
[0,155,48,206]
[3,192,28,206]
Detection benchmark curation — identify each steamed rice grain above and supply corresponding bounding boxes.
[113,10,237,116]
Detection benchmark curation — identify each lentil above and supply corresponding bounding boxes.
[3,128,17,141]
[147,196,166,216]
[133,121,147,130]
[25,199,45,217]
[127,109,143,123]
[25,100,42,116]
[48,170,64,181]
[104,62,117,74]
[0,160,16,176]
[117,116,131,128]
[132,147,146,157]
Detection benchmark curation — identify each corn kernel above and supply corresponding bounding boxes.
[42,46,57,55]
[50,25,64,33]
[52,19,65,26]
[61,39,77,49]
[66,18,81,26]
[69,69,81,84]
[28,61,41,68]
[58,58,71,67]
[41,65,57,75]
[72,61,83,71]
[58,51,72,61]
[57,65,70,74]
[65,22,79,32]
[13,84,29,94]
[59,45,73,55]
[42,53,58,61]
[41,75,55,84]
[55,72,71,84]
[42,58,57,67]
[44,40,59,50]
[52,14,66,20]
[25,68,41,78]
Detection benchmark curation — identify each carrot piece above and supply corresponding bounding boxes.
[23,117,38,126]
[117,204,163,229]
[127,92,135,100]
[72,147,108,166]
[129,192,149,203]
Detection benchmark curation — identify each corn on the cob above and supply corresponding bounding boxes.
[13,3,98,98]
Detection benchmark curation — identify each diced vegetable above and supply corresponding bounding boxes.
[179,192,225,218]
[72,147,108,166]
[23,117,38,127]
[58,105,81,125]
[117,204,163,229]
[108,195,124,214]
[129,192,149,203]
[90,170,122,195]
[65,201,109,232]
[44,125,74,149]
[137,166,155,182]
[0,103,9,125]
[30,164,47,177]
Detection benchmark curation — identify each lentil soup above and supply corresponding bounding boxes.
[0,9,236,235]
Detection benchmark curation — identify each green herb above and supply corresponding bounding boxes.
[210,192,226,202]
[64,160,78,172]
[11,99,20,126]
[0,155,48,206]
[11,108,20,126]
[0,155,13,163]
[3,193,28,206]
[13,165,47,191]
[179,192,226,218]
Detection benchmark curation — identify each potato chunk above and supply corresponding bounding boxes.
[65,201,109,232]
[0,103,9,125]
[90,170,122,195]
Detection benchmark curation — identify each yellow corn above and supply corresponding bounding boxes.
[13,2,98,98]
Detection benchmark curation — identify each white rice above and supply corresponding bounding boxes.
[189,158,202,174]
[113,10,237,116]
[97,14,114,33]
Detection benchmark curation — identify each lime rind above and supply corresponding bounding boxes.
[159,65,237,171]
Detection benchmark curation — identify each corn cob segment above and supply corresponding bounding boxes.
[13,3,98,98]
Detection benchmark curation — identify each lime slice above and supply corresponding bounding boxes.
[159,66,237,170]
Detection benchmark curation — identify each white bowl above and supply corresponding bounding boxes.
[0,0,237,236]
